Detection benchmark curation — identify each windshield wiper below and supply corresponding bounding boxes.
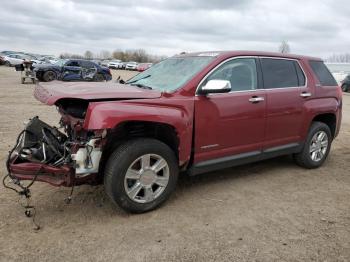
[132,83,153,90]
[127,74,151,84]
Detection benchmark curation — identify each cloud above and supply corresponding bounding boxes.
[0,0,347,58]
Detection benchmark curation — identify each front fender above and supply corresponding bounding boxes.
[83,99,194,164]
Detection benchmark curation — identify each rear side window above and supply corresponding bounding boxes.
[80,61,96,69]
[309,61,337,86]
[65,61,80,67]
[261,58,302,88]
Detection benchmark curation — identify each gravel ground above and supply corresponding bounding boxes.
[0,66,349,262]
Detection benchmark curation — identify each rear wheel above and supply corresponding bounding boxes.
[94,73,105,82]
[342,84,349,92]
[43,71,56,82]
[293,121,332,168]
[5,61,10,67]
[104,138,179,213]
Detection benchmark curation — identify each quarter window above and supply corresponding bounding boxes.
[261,58,302,88]
[309,61,337,86]
[202,58,257,91]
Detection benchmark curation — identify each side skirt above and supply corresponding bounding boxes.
[187,142,303,176]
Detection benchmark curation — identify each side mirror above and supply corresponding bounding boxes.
[199,80,231,95]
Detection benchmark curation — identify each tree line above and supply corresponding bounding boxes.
[325,53,350,63]
[59,49,166,63]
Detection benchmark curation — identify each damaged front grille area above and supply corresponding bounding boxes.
[18,117,68,166]
[8,116,103,187]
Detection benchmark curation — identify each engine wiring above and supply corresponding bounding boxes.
[3,129,42,230]
[3,117,102,231]
[3,126,73,231]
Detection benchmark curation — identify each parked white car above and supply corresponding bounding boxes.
[3,54,27,66]
[101,60,110,67]
[125,61,138,70]
[40,55,59,64]
[108,60,123,69]
[3,53,41,66]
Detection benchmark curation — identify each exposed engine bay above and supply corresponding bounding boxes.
[18,117,68,166]
[7,109,104,187]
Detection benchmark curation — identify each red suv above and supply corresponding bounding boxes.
[6,51,342,213]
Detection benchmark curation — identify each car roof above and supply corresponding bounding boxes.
[175,50,322,61]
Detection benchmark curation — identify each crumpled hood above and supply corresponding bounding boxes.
[34,81,162,105]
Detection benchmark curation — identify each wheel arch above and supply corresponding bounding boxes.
[311,113,337,138]
[98,121,181,179]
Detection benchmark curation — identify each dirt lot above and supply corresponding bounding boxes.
[0,66,349,262]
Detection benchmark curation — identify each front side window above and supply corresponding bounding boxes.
[261,58,301,88]
[201,58,258,91]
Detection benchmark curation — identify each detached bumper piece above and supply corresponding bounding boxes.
[8,117,73,186]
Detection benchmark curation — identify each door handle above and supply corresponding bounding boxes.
[249,96,265,103]
[300,92,312,98]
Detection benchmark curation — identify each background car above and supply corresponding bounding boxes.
[0,55,5,65]
[2,53,34,66]
[125,61,138,70]
[34,59,112,82]
[101,60,110,67]
[40,55,59,64]
[108,60,123,69]
[0,50,17,56]
[136,63,153,72]
[120,62,127,69]
[341,74,350,92]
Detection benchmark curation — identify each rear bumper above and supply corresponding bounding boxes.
[105,74,112,81]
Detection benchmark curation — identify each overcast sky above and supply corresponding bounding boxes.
[0,0,348,58]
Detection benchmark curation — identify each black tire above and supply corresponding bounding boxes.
[94,73,105,82]
[341,84,349,92]
[104,138,179,213]
[293,121,332,169]
[5,61,10,67]
[43,71,56,82]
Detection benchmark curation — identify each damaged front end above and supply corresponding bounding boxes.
[7,104,104,187]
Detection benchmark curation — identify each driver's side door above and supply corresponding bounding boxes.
[193,57,266,165]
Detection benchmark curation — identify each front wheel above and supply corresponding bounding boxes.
[293,121,332,169]
[104,138,179,213]
[342,84,349,92]
[5,61,10,67]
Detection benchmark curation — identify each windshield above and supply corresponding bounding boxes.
[126,56,214,92]
[54,59,67,66]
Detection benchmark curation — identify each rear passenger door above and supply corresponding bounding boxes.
[260,57,309,149]
[79,60,97,80]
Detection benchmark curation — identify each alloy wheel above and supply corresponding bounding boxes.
[124,154,170,203]
[309,131,328,162]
